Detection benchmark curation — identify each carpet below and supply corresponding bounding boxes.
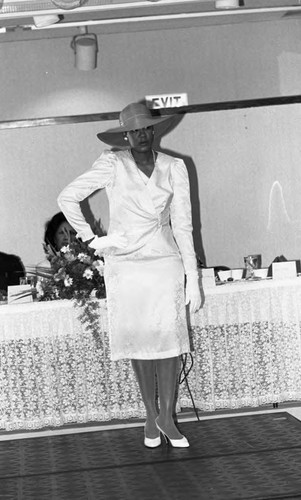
[1,412,301,500]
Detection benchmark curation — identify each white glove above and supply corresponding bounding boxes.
[88,234,128,254]
[185,272,202,313]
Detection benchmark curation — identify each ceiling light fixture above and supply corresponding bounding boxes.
[71,26,98,71]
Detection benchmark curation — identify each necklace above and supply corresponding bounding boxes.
[130,149,156,184]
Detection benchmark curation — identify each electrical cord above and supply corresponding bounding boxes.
[179,353,200,421]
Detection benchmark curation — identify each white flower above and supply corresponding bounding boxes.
[93,260,104,276]
[64,276,73,287]
[83,268,93,280]
[60,245,70,254]
[78,252,91,264]
[36,280,44,297]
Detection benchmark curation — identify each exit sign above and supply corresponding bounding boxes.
[145,93,188,109]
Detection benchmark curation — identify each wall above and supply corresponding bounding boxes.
[1,19,301,269]
[162,105,301,268]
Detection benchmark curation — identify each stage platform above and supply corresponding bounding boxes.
[1,410,301,499]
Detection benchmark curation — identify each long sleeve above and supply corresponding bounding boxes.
[57,150,115,241]
[170,159,197,275]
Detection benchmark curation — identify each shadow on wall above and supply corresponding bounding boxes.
[153,114,206,267]
[156,144,206,267]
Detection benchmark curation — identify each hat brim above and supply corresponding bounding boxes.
[97,114,173,148]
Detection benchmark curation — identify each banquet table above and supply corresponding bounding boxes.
[1,277,301,431]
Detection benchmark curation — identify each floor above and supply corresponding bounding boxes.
[1,405,301,499]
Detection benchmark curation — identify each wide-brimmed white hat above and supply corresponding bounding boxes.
[97,102,173,147]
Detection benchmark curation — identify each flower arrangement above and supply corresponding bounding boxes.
[36,238,106,343]
[37,239,106,301]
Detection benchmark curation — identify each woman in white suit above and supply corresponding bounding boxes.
[58,102,201,448]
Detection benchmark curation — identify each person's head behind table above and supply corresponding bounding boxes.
[0,252,25,293]
[44,212,76,251]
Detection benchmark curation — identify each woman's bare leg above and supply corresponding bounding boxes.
[131,359,159,438]
[156,356,183,440]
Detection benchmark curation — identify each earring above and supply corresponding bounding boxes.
[124,135,128,141]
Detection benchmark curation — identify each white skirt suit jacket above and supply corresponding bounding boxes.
[58,149,198,360]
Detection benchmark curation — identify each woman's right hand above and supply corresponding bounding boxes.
[88,233,128,253]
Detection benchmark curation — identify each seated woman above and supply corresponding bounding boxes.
[37,212,76,270]
[44,211,77,252]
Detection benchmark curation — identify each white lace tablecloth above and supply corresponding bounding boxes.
[1,277,301,430]
[186,277,301,412]
[0,300,145,431]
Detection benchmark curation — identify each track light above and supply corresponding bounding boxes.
[215,0,239,8]
[71,27,98,71]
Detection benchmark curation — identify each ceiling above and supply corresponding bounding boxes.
[1,0,301,42]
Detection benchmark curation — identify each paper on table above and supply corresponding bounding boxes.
[7,285,33,304]
[272,261,297,280]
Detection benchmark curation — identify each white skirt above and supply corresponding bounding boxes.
[104,255,190,360]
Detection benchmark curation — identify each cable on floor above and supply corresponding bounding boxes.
[179,353,200,421]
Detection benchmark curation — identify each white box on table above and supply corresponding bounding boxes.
[272,261,297,280]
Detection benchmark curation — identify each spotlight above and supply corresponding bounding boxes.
[215,0,239,8]
[71,28,98,71]
[33,15,60,28]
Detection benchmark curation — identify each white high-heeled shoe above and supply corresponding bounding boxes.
[155,418,189,448]
[144,422,161,448]
[144,435,161,448]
